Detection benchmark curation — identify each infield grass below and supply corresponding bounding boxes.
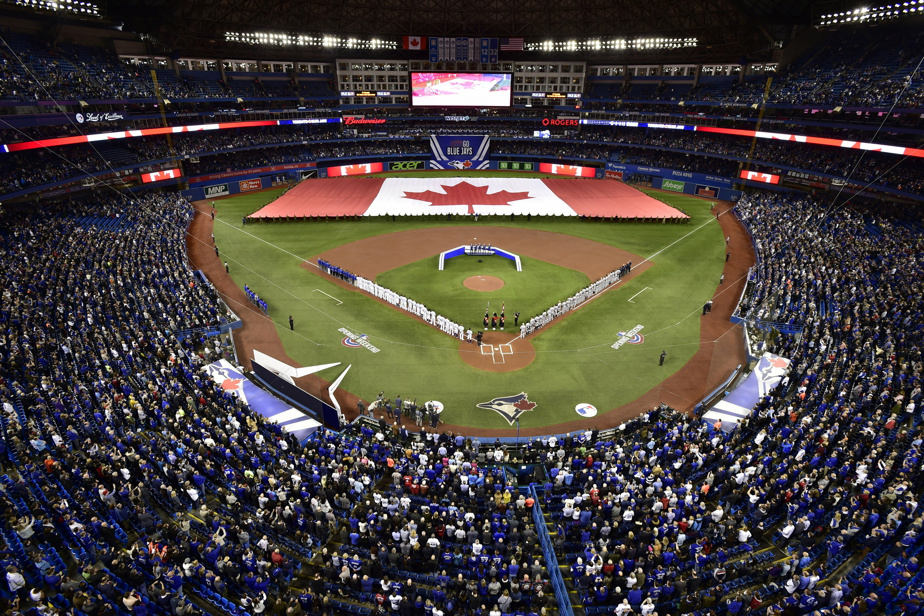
[377,254,589,328]
[212,179,727,430]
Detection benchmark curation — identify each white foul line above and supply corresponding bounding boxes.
[627,287,652,303]
[312,289,343,305]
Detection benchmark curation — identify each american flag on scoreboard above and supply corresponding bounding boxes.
[500,37,524,51]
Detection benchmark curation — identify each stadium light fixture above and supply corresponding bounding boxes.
[816,1,921,25]
[7,0,101,17]
[224,32,397,50]
[526,36,695,52]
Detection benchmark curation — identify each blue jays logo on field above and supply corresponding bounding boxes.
[616,331,645,344]
[341,333,370,348]
[477,392,537,425]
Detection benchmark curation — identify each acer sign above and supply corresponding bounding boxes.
[539,162,596,177]
[739,170,781,185]
[388,160,425,171]
[541,118,580,127]
[327,162,384,177]
[140,168,180,183]
[343,117,387,125]
[239,179,262,192]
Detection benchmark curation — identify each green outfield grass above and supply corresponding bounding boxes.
[376,253,589,328]
[212,179,726,430]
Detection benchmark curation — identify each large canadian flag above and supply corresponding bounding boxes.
[402,36,423,50]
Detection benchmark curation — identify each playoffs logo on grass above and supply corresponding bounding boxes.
[611,325,645,350]
[477,392,537,425]
[338,328,380,353]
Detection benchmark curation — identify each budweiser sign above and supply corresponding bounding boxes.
[344,117,386,125]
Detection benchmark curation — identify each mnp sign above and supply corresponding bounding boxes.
[661,179,685,192]
[205,183,230,198]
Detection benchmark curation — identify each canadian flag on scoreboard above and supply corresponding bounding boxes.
[402,36,423,50]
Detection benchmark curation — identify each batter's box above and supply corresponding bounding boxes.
[480,343,513,364]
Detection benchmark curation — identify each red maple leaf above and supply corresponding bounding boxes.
[769,358,789,368]
[513,397,537,411]
[402,181,532,214]
[221,378,243,391]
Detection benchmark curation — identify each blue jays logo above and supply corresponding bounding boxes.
[447,160,473,170]
[341,333,369,348]
[755,353,790,396]
[203,361,250,403]
[477,392,537,425]
[616,331,645,344]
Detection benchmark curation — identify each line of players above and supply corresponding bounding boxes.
[465,242,494,256]
[353,275,468,340]
[243,284,268,313]
[325,257,632,343]
[519,261,632,337]
[318,258,357,282]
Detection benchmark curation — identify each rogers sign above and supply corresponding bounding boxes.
[541,118,580,127]
[344,117,386,125]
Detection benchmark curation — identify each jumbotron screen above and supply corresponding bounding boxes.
[410,72,512,108]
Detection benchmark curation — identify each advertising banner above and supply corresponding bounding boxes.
[784,170,830,189]
[605,170,624,181]
[326,162,385,177]
[204,183,230,198]
[739,170,781,185]
[661,179,685,192]
[429,135,491,170]
[141,168,181,184]
[606,162,735,188]
[239,179,263,192]
[539,162,596,177]
[388,160,425,171]
[695,185,717,197]
[497,161,534,171]
[188,162,317,184]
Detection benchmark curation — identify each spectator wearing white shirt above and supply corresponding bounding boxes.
[738,526,752,543]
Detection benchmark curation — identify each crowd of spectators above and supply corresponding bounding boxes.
[0,134,922,616]
[4,122,921,199]
[0,32,334,104]
[534,191,924,615]
[0,192,557,616]
[0,134,430,196]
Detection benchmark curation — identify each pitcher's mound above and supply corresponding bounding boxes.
[464,275,505,292]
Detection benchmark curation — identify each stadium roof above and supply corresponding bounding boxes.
[108,0,852,62]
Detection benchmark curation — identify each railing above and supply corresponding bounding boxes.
[529,484,573,616]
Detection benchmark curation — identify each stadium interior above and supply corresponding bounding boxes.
[0,0,923,615]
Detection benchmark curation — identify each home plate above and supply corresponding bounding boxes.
[480,343,513,364]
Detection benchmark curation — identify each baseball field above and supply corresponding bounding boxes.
[203,172,748,435]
